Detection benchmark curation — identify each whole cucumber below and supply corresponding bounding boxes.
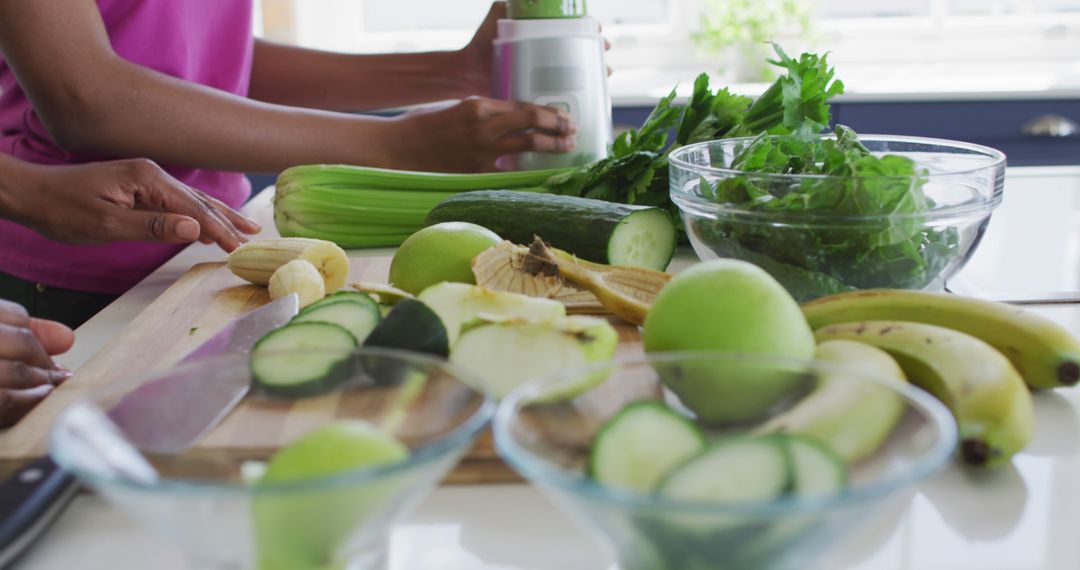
[424,190,676,271]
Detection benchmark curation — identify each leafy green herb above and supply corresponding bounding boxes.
[693,125,961,301]
[541,43,844,230]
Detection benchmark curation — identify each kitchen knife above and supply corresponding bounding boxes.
[0,293,300,568]
[108,292,300,453]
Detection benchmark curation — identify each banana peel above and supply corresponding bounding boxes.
[472,238,672,326]
[349,281,414,305]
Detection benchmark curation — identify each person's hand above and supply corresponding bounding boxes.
[457,2,612,97]
[385,97,577,172]
[10,159,261,252]
[0,299,74,427]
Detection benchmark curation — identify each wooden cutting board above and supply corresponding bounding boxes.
[0,257,643,484]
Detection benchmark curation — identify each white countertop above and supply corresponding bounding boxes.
[18,166,1080,570]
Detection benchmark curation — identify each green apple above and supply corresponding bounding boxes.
[643,260,815,424]
[254,420,410,570]
[389,222,502,295]
[261,420,408,482]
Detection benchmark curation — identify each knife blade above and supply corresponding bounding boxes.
[0,293,299,568]
[107,292,300,454]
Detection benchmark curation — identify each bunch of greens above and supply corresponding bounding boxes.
[542,44,845,223]
[692,124,961,301]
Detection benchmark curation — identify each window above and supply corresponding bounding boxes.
[255,0,1079,68]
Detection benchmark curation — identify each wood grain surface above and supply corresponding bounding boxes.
[0,257,643,484]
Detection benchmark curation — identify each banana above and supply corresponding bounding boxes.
[755,340,907,463]
[268,259,325,308]
[228,238,349,292]
[815,321,1034,468]
[802,289,1080,390]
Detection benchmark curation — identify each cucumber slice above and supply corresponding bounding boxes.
[251,322,357,397]
[607,208,678,270]
[589,402,706,493]
[363,299,449,358]
[659,437,790,504]
[291,299,380,344]
[299,291,379,316]
[785,435,848,497]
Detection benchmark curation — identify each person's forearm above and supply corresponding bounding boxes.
[249,39,478,111]
[0,1,402,174]
[0,153,33,223]
[38,56,397,173]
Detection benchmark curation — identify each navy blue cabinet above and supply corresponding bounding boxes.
[613,99,1080,166]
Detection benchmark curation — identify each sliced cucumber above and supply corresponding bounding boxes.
[785,435,848,497]
[251,322,357,397]
[589,402,707,493]
[659,437,790,504]
[291,299,380,344]
[607,207,678,271]
[299,291,379,316]
[363,299,449,358]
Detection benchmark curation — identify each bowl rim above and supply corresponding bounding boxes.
[493,351,959,517]
[669,134,1006,222]
[49,347,497,495]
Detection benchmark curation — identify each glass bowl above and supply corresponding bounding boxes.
[669,135,1006,302]
[493,353,957,570]
[50,349,494,570]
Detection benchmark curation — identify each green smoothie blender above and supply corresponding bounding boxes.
[494,0,611,169]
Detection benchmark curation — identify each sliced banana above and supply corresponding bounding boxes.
[268,259,325,308]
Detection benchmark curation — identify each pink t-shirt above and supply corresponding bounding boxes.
[0,0,254,294]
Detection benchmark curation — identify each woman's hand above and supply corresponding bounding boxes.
[5,158,260,252]
[0,299,73,427]
[385,97,577,172]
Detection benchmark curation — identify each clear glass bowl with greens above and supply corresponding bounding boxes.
[669,134,1006,302]
[50,349,494,570]
[494,352,957,570]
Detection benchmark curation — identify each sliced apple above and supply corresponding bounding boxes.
[417,282,566,346]
[451,315,618,400]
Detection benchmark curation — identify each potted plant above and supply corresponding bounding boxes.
[693,0,814,81]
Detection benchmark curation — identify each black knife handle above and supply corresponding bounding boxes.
[0,457,78,569]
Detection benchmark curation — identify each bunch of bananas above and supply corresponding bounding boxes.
[788,289,1080,468]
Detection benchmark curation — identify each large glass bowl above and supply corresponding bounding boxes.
[50,349,494,570]
[669,135,1006,302]
[494,353,957,570]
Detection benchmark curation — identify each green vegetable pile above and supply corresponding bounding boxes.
[689,125,960,301]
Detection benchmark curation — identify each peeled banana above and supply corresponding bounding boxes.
[268,260,325,308]
[815,321,1034,468]
[802,289,1080,389]
[755,340,907,462]
[228,238,349,292]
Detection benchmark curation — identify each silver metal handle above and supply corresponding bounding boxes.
[1021,114,1079,138]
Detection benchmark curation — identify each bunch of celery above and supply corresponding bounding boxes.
[274,165,568,247]
[274,44,843,248]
